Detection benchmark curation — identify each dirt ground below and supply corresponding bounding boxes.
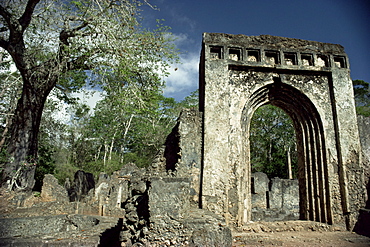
[1,190,369,246]
[231,221,370,247]
[232,231,370,246]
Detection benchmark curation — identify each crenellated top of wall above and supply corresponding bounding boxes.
[202,33,348,71]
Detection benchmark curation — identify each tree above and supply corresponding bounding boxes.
[0,0,178,190]
[178,89,199,109]
[353,80,370,117]
[0,50,22,178]
[250,104,297,178]
[57,87,197,178]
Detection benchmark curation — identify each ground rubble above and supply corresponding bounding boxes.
[1,183,370,246]
[0,161,233,247]
[231,220,370,247]
[0,107,369,246]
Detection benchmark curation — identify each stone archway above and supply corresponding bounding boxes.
[199,33,365,229]
[242,81,332,224]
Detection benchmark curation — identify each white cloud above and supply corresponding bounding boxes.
[49,89,104,124]
[163,52,199,100]
[162,33,199,100]
[72,89,104,112]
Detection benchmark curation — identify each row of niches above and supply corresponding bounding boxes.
[209,46,347,68]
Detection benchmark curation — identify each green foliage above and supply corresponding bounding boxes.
[33,143,56,191]
[0,146,8,178]
[250,105,297,178]
[353,80,370,117]
[179,89,199,109]
[0,0,179,185]
[33,191,41,197]
[54,161,80,185]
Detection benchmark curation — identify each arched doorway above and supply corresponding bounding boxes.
[242,80,332,224]
[199,33,364,229]
[249,104,298,221]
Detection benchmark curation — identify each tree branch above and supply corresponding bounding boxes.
[19,0,41,31]
[59,18,91,45]
[0,37,9,49]
[66,55,92,71]
[0,26,8,32]
[0,4,12,26]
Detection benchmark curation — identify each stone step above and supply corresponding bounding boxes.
[235,220,346,233]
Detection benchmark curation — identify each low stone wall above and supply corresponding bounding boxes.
[0,109,232,246]
[0,214,121,246]
[356,115,370,236]
[251,172,299,221]
[357,115,370,208]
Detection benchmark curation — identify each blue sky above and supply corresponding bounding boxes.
[141,0,370,101]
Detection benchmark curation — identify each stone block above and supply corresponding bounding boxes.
[149,177,191,220]
[252,172,269,194]
[282,179,299,211]
[269,178,283,209]
[252,193,267,209]
[69,170,95,202]
[41,174,69,202]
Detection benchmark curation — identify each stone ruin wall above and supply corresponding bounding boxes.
[199,33,366,229]
[251,172,299,222]
[1,34,369,245]
[358,115,370,201]
[1,108,369,244]
[355,115,370,236]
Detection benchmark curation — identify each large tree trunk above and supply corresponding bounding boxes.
[2,80,50,191]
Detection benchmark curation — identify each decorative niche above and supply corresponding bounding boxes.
[246,49,260,62]
[317,54,329,67]
[228,48,242,61]
[265,50,280,65]
[301,54,314,66]
[284,52,297,65]
[333,56,347,68]
[210,46,223,60]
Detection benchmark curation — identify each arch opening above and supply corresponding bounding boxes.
[250,104,297,179]
[250,104,299,222]
[242,81,332,224]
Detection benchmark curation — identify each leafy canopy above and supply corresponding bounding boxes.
[353,80,370,117]
[250,104,297,178]
[0,0,179,98]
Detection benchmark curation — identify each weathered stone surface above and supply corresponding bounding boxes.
[68,170,95,202]
[184,210,232,247]
[0,214,121,246]
[189,225,232,247]
[269,178,283,209]
[252,172,269,194]
[252,172,269,209]
[355,115,370,237]
[2,33,369,245]
[357,115,370,209]
[150,108,203,205]
[200,33,365,228]
[251,173,299,222]
[149,177,191,220]
[40,174,69,202]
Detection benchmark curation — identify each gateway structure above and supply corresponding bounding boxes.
[198,33,365,229]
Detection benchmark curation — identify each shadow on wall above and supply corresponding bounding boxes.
[354,115,370,236]
[251,172,299,222]
[354,179,370,237]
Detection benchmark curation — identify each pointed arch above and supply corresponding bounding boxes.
[241,79,332,224]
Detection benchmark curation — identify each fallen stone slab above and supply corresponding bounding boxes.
[0,214,122,247]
